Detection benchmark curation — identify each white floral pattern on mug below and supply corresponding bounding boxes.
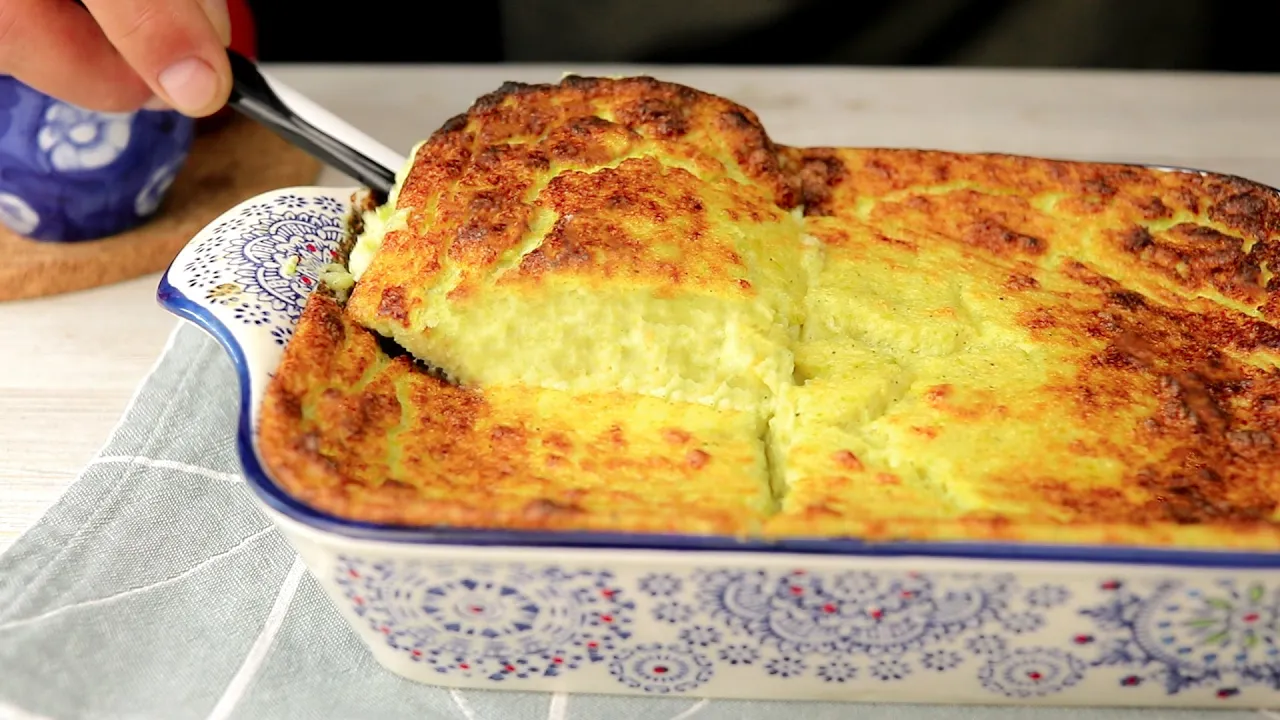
[0,191,40,235]
[37,102,133,172]
[135,160,183,216]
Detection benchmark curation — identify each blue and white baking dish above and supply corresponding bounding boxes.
[156,96,1280,709]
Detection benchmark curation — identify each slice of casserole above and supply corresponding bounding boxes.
[342,77,809,418]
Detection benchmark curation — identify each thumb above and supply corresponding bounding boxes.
[81,0,232,117]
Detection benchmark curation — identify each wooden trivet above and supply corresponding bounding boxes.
[0,115,323,301]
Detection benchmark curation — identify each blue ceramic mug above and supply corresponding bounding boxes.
[0,76,195,242]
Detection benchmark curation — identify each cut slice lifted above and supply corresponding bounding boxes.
[344,76,810,418]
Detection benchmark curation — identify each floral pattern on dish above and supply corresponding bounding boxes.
[178,194,350,343]
[322,556,1280,704]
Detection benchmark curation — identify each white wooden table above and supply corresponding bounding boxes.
[3,65,1280,552]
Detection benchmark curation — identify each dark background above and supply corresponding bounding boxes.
[245,0,1278,72]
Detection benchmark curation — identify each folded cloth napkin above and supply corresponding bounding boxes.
[0,324,1259,720]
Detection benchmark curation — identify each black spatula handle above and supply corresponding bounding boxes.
[224,49,398,201]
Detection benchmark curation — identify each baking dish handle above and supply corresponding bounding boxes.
[156,186,358,412]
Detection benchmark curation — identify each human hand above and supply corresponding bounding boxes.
[0,0,233,117]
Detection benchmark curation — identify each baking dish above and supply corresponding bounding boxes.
[157,171,1280,709]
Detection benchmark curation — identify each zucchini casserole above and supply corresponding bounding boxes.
[256,76,1280,549]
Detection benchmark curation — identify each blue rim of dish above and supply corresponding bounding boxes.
[155,161,1280,570]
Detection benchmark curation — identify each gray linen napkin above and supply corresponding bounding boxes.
[0,324,1259,720]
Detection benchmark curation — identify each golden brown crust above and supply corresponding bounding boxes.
[345,75,797,340]
[785,147,1280,310]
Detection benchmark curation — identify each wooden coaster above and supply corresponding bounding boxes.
[0,115,323,301]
